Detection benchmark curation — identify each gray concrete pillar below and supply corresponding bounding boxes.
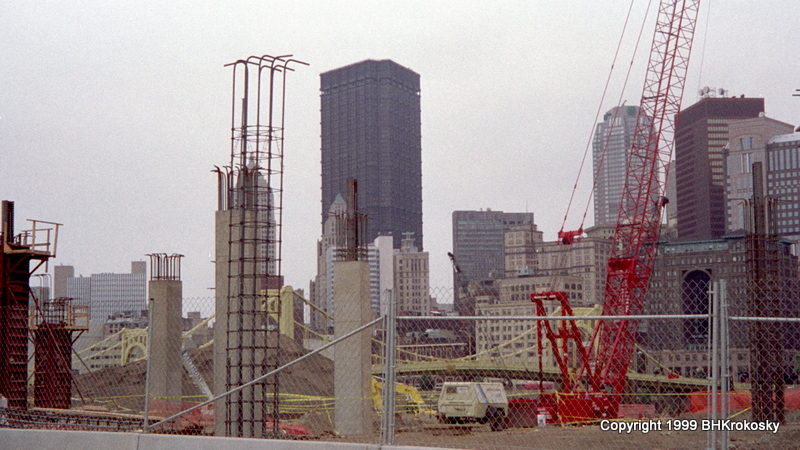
[333,260,373,436]
[214,209,265,437]
[213,210,229,436]
[148,279,182,404]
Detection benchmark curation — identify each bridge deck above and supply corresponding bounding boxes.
[373,360,716,393]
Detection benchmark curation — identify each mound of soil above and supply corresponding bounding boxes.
[72,335,334,412]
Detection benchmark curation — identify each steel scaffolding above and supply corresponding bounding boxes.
[1,201,61,410]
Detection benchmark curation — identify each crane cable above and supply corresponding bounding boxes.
[577,0,655,231]
[559,0,654,236]
[546,0,655,321]
[548,0,653,299]
[693,0,712,97]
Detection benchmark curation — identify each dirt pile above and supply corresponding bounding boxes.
[72,335,335,412]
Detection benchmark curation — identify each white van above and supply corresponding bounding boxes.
[437,382,508,431]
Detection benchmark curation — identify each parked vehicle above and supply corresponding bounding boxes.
[437,382,508,431]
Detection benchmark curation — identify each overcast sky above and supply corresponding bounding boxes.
[2,1,798,302]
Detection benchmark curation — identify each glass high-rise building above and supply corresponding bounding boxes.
[320,59,422,249]
[592,106,640,226]
[766,132,800,240]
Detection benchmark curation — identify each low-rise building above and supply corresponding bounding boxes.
[531,225,614,306]
[394,233,431,316]
[475,296,600,369]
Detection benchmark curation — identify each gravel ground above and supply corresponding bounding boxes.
[314,412,800,450]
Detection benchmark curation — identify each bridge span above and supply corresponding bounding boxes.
[373,360,711,393]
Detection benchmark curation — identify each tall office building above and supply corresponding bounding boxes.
[451,210,534,316]
[724,115,794,232]
[593,105,640,226]
[766,131,800,241]
[503,223,543,278]
[59,261,147,323]
[675,96,764,239]
[53,264,74,298]
[320,59,422,249]
[234,171,278,278]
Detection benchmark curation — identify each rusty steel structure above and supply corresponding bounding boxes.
[745,162,785,423]
[335,178,369,262]
[214,55,306,438]
[1,200,61,410]
[33,296,88,409]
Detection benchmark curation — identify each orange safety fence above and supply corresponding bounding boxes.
[688,388,800,414]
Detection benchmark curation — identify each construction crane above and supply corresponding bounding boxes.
[533,0,701,422]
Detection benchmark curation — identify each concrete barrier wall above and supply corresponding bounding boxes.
[0,429,448,450]
[0,429,138,450]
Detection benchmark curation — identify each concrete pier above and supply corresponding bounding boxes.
[148,279,182,404]
[333,260,373,436]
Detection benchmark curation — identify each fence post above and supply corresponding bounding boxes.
[709,281,720,450]
[720,279,729,450]
[707,279,730,450]
[143,298,154,432]
[380,289,396,446]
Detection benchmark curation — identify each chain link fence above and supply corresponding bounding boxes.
[3,278,800,449]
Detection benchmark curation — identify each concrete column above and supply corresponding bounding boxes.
[214,209,265,437]
[213,210,231,437]
[148,279,182,404]
[333,260,373,436]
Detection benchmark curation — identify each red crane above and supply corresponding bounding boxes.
[533,0,701,422]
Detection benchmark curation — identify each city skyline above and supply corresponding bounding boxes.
[2,2,798,299]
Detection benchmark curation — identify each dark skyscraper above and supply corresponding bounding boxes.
[675,96,764,240]
[320,59,422,249]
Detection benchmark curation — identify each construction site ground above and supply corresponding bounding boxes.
[327,411,800,450]
[65,337,800,449]
[72,335,334,413]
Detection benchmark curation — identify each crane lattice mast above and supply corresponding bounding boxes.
[587,0,701,394]
[534,2,702,413]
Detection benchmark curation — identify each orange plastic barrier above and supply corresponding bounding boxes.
[688,388,800,414]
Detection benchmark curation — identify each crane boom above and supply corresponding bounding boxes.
[532,0,701,422]
[588,0,700,394]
